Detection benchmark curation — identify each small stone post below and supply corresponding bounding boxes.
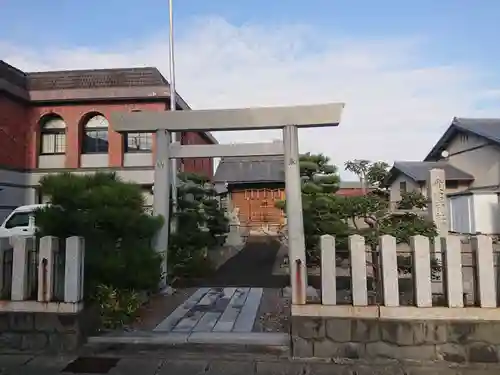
[38,236,59,302]
[11,236,34,301]
[64,236,85,303]
[0,238,9,294]
[472,235,496,308]
[411,235,432,307]
[349,235,368,306]
[379,235,399,307]
[441,236,463,307]
[320,235,336,305]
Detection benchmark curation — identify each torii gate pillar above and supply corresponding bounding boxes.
[111,103,344,304]
[153,129,171,288]
[283,125,307,302]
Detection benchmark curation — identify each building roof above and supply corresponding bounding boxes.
[338,181,365,189]
[27,67,169,91]
[214,155,368,192]
[0,60,217,144]
[425,117,500,161]
[387,161,474,185]
[214,155,285,184]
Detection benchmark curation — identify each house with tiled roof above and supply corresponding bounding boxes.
[387,117,500,234]
[0,60,217,220]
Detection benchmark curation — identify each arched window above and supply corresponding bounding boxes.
[40,116,66,155]
[82,114,109,154]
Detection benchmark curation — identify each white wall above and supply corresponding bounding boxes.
[444,133,500,189]
[389,174,421,204]
[472,193,500,234]
[80,154,108,168]
[449,193,500,234]
[38,155,65,169]
[123,153,153,167]
[449,195,474,233]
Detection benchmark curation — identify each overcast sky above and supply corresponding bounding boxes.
[2,0,500,178]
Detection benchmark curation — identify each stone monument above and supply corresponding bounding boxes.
[427,168,448,238]
[427,168,448,289]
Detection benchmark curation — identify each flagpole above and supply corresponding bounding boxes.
[168,0,178,234]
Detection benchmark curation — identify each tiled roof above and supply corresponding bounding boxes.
[387,161,473,184]
[0,60,217,143]
[0,61,28,89]
[453,118,500,143]
[425,117,500,160]
[214,155,285,184]
[338,181,364,189]
[214,156,366,189]
[26,67,168,91]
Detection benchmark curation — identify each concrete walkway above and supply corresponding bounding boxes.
[2,352,500,374]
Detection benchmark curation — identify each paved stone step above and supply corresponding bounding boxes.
[85,331,290,357]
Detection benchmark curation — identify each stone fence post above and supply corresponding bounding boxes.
[11,236,34,301]
[38,236,59,302]
[64,236,85,303]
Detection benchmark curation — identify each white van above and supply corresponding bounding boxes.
[0,204,48,238]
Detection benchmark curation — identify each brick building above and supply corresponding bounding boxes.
[0,60,216,220]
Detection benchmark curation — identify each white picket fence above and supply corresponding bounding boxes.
[0,235,85,312]
[320,234,498,308]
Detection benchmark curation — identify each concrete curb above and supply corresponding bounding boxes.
[88,331,289,347]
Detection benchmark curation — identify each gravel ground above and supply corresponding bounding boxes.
[129,288,196,331]
[253,288,290,333]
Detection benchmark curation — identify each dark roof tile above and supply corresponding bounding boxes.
[214,155,285,184]
[453,117,500,143]
[0,61,28,89]
[214,155,363,189]
[389,161,473,184]
[26,67,168,91]
[425,117,500,160]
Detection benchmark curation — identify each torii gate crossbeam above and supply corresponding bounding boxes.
[110,103,344,305]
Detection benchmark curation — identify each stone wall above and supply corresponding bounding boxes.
[291,316,500,364]
[0,308,99,353]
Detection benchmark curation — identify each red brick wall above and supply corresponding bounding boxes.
[0,95,31,169]
[182,132,214,178]
[31,102,166,169]
[25,101,214,176]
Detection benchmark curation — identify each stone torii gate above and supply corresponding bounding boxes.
[111,103,344,304]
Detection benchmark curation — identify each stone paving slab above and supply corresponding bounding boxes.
[153,287,263,335]
[108,358,164,375]
[153,288,209,332]
[233,288,263,332]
